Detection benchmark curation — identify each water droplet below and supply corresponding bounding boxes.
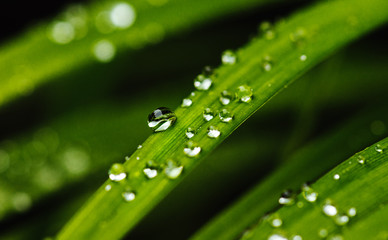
[219,109,233,123]
[12,192,32,212]
[279,189,295,206]
[300,55,307,61]
[323,203,338,216]
[109,163,127,182]
[289,27,307,47]
[185,127,196,139]
[318,229,328,238]
[203,108,215,121]
[268,234,288,240]
[110,2,136,29]
[259,21,276,40]
[207,126,221,139]
[292,235,302,240]
[183,141,201,157]
[50,21,75,44]
[328,235,344,240]
[236,85,253,103]
[190,92,195,97]
[122,190,136,202]
[182,98,193,107]
[125,156,130,161]
[222,50,237,65]
[105,184,112,191]
[219,90,234,105]
[164,160,183,179]
[302,183,318,202]
[357,155,365,164]
[335,214,349,226]
[333,174,340,180]
[347,207,357,217]
[93,39,116,63]
[271,218,282,228]
[202,65,214,76]
[143,167,158,179]
[136,157,140,160]
[137,145,143,149]
[297,201,304,208]
[148,107,177,132]
[375,144,383,153]
[194,74,212,91]
[261,55,273,72]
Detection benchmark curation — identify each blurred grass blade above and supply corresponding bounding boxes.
[247,137,388,240]
[190,106,388,240]
[0,0,280,108]
[57,0,388,239]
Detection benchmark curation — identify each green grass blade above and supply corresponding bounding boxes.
[0,0,278,108]
[247,137,388,240]
[190,106,388,240]
[57,0,388,239]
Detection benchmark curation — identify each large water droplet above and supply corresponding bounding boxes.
[219,109,233,123]
[222,50,237,65]
[143,167,158,179]
[207,126,221,139]
[261,55,273,72]
[194,74,212,91]
[93,39,116,63]
[219,90,234,105]
[110,2,136,29]
[184,141,201,157]
[203,108,215,121]
[236,85,253,103]
[279,189,295,206]
[375,144,383,153]
[122,190,136,202]
[268,234,288,240]
[185,127,196,139]
[181,98,193,107]
[259,21,276,40]
[109,163,127,182]
[323,202,338,216]
[164,160,183,179]
[335,214,349,226]
[302,183,318,202]
[148,107,177,132]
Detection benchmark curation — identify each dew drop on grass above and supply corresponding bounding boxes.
[259,21,276,40]
[194,74,212,91]
[335,214,349,226]
[279,189,295,206]
[347,207,357,217]
[137,145,143,149]
[143,167,158,179]
[333,174,340,180]
[148,107,177,132]
[105,184,112,191]
[122,191,136,202]
[357,155,365,164]
[318,229,328,238]
[93,39,116,63]
[109,163,126,182]
[219,90,234,105]
[302,183,318,202]
[181,98,193,107]
[219,109,233,123]
[164,160,183,179]
[184,141,201,157]
[261,55,273,72]
[268,234,288,240]
[186,127,195,139]
[136,157,140,160]
[236,85,253,103]
[207,126,221,139]
[289,27,307,47]
[110,2,136,29]
[323,203,338,216]
[292,235,302,240]
[271,218,283,228]
[222,50,237,65]
[203,108,215,121]
[375,144,383,153]
[50,21,75,44]
[300,55,307,61]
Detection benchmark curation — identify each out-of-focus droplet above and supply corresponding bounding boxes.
[207,126,221,139]
[93,39,116,63]
[110,2,136,29]
[222,50,237,65]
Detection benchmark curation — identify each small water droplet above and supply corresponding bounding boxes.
[194,74,212,91]
[375,144,383,153]
[302,183,318,202]
[164,160,183,179]
[219,90,234,105]
[347,207,357,217]
[110,2,136,29]
[136,157,140,160]
[268,234,288,240]
[143,167,158,179]
[279,189,295,206]
[125,156,130,161]
[333,174,340,180]
[203,108,215,121]
[289,27,307,47]
[335,214,349,226]
[109,163,127,182]
[222,50,237,65]
[300,55,307,61]
[236,85,253,103]
[292,235,302,240]
[93,39,116,63]
[148,107,177,132]
[183,141,201,157]
[219,109,233,123]
[271,218,282,228]
[261,55,273,72]
[357,155,365,164]
[182,98,193,107]
[207,126,221,139]
[190,92,195,97]
[122,190,136,202]
[105,184,112,191]
[318,229,328,238]
[185,127,196,139]
[137,145,143,149]
[259,21,276,40]
[323,203,338,216]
